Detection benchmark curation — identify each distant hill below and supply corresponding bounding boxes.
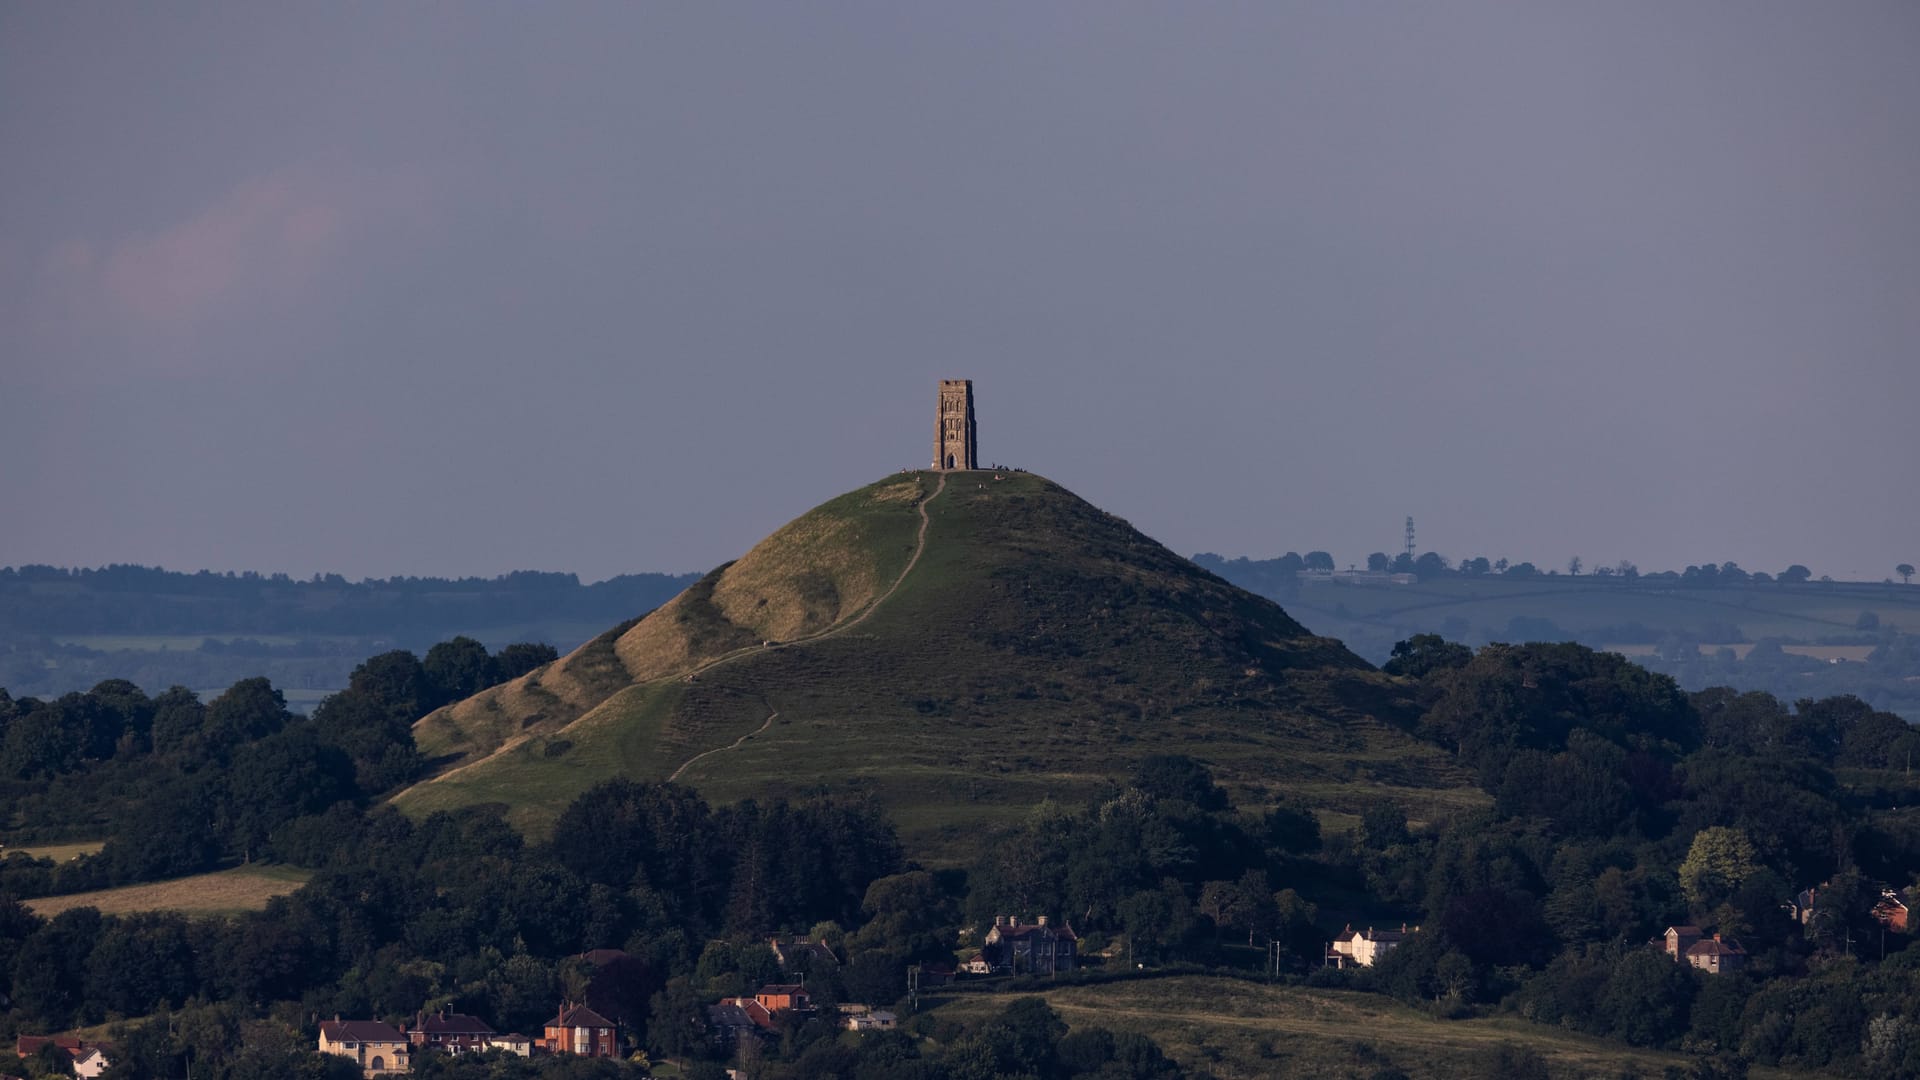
[1195,556,1920,719]
[0,566,700,701]
[394,471,1472,860]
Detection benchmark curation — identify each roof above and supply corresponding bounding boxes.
[993,922,1079,941]
[16,1036,83,1055]
[707,1003,758,1030]
[551,1005,615,1030]
[1666,925,1704,936]
[1687,938,1746,957]
[418,1013,494,1036]
[758,983,809,996]
[321,1021,406,1043]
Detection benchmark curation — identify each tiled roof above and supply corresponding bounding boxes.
[419,1013,494,1035]
[1686,938,1746,957]
[321,1020,406,1043]
[759,983,808,996]
[552,1005,615,1029]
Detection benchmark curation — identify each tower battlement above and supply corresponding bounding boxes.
[935,380,977,470]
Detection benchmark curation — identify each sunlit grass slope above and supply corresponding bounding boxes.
[394,471,1475,860]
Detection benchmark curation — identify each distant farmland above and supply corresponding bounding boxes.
[26,864,310,918]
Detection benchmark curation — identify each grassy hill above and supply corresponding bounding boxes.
[393,471,1475,859]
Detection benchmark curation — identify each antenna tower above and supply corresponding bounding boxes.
[1404,516,1416,560]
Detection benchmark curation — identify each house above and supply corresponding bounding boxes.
[960,952,992,975]
[16,1038,112,1079]
[1873,889,1911,933]
[1685,934,1747,974]
[319,1019,411,1077]
[1326,924,1412,968]
[541,1003,618,1058]
[769,937,839,977]
[408,1011,495,1054]
[755,983,814,1014]
[1662,925,1704,961]
[707,1001,768,1046]
[920,963,956,987]
[71,1047,111,1079]
[982,915,1078,974]
[485,1034,533,1056]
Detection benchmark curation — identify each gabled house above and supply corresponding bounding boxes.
[840,1005,898,1032]
[70,1047,111,1079]
[319,1019,410,1077]
[541,1003,618,1058]
[755,983,814,1014]
[1326,924,1412,968]
[707,1001,768,1046]
[960,952,992,975]
[982,915,1078,973]
[1685,934,1747,974]
[408,1011,495,1054]
[1662,925,1704,961]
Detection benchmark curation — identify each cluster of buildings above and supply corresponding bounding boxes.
[317,1005,617,1077]
[13,1036,111,1078]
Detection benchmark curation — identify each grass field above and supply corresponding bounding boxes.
[26,864,311,918]
[926,976,1816,1080]
[4,840,105,862]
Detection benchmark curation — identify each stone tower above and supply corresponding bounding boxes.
[934,380,977,470]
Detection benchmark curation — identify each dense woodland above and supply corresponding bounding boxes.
[5,636,1920,1077]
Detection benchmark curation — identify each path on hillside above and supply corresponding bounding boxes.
[666,471,947,781]
[413,474,950,793]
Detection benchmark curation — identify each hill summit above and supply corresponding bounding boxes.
[394,471,1468,857]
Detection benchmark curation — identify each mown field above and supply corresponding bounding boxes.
[26,864,311,918]
[4,840,104,862]
[926,976,1818,1080]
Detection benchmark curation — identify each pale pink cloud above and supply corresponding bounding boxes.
[45,165,429,336]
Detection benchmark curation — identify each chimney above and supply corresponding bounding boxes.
[1037,915,1048,927]
[995,915,1009,928]
[1713,933,1722,942]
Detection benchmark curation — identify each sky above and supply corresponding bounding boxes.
[3,3,1917,583]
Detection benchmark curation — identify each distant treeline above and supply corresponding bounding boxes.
[1191,550,1883,589]
[0,565,701,637]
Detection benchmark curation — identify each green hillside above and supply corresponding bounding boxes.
[393,471,1475,858]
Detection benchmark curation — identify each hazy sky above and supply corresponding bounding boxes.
[4,3,1916,583]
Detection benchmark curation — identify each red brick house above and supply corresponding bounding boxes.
[1873,889,1911,933]
[755,984,813,1013]
[541,1004,618,1058]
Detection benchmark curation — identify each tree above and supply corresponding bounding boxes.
[1679,827,1760,911]
[1366,552,1391,573]
[423,637,496,707]
[1779,564,1812,585]
[1899,563,1915,585]
[1568,556,1583,576]
[1414,552,1450,579]
[1303,551,1335,572]
[1382,634,1473,680]
[495,642,560,681]
[1132,755,1229,812]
